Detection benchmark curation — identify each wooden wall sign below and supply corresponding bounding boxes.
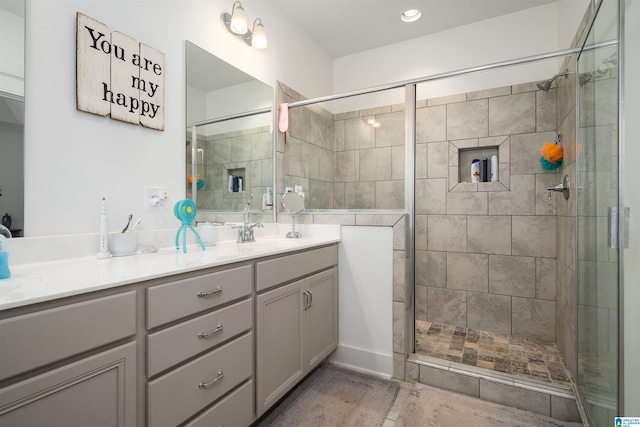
[76,12,164,131]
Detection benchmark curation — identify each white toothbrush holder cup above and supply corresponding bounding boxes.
[109,233,138,257]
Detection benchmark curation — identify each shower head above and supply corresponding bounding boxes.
[537,70,569,93]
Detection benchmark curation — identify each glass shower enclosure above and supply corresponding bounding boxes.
[575,0,622,424]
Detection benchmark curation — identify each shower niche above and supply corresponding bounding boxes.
[449,136,510,191]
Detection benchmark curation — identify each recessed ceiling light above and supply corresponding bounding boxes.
[401,9,422,23]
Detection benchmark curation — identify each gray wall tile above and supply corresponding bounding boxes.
[345,116,375,150]
[447,99,488,140]
[375,111,405,147]
[427,287,467,328]
[488,174,536,215]
[536,89,557,132]
[392,145,405,180]
[417,179,447,215]
[467,216,511,255]
[535,173,558,215]
[360,147,392,181]
[417,105,446,143]
[489,92,536,136]
[447,252,488,293]
[415,215,428,251]
[416,284,427,321]
[428,215,467,252]
[512,216,557,258]
[479,380,550,417]
[467,292,511,334]
[375,180,404,209]
[551,396,582,423]
[536,257,557,300]
[447,192,488,215]
[418,251,447,288]
[489,255,536,297]
[512,297,556,341]
[427,141,449,178]
[419,365,479,397]
[334,151,358,182]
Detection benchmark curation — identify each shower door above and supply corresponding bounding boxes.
[576,0,621,424]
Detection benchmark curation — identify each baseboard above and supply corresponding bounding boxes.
[329,344,393,379]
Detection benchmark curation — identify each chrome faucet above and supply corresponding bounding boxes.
[235,222,264,243]
[234,194,263,243]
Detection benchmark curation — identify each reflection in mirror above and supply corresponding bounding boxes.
[280,83,406,211]
[0,0,25,237]
[185,41,274,224]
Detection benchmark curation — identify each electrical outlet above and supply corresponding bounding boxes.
[145,186,169,211]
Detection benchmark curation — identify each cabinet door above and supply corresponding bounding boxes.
[255,279,305,416]
[305,267,338,370]
[0,342,136,427]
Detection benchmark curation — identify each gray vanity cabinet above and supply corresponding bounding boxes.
[0,292,137,426]
[255,245,338,416]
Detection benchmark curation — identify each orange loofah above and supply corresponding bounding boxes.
[541,142,563,163]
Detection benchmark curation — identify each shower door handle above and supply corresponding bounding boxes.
[608,207,630,249]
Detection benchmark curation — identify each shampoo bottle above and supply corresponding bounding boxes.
[490,155,499,182]
[470,159,480,183]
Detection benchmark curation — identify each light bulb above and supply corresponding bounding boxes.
[230,4,248,34]
[251,20,267,49]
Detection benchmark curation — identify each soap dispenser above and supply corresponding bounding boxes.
[0,224,11,279]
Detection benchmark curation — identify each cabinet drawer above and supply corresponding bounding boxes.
[147,333,253,427]
[147,264,252,329]
[184,380,253,427]
[0,291,136,381]
[147,298,252,377]
[256,245,337,292]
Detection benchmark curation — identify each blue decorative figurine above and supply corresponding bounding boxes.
[174,199,205,253]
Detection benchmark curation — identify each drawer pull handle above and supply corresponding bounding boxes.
[197,324,223,338]
[198,371,224,389]
[197,286,222,297]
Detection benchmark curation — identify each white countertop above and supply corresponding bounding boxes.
[0,226,340,312]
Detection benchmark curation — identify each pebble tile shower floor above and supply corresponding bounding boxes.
[416,320,572,387]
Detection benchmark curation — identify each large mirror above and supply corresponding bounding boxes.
[185,41,274,222]
[0,0,25,237]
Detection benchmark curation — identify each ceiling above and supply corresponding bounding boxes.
[269,0,556,58]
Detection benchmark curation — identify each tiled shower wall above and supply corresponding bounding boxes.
[415,84,560,342]
[188,126,275,224]
[333,107,405,209]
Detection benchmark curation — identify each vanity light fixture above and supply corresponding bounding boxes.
[401,9,422,23]
[221,1,268,49]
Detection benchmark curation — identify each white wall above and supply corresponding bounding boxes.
[557,0,591,50]
[623,0,639,415]
[332,3,560,110]
[0,7,24,96]
[23,0,332,237]
[331,226,393,377]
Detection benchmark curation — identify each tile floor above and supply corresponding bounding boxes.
[415,320,572,387]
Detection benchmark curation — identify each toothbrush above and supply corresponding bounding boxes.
[130,218,142,232]
[97,197,111,259]
[121,213,133,233]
